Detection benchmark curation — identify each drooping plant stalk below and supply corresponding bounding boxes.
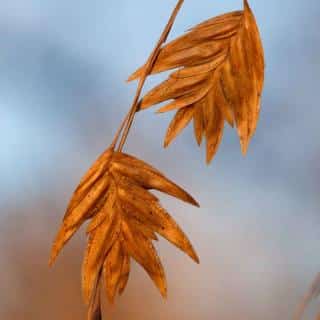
[50,1,201,317]
[110,113,128,149]
[116,0,185,152]
[50,1,265,319]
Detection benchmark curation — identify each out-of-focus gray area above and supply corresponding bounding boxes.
[1,0,320,319]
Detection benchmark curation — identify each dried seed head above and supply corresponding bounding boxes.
[129,0,265,162]
[49,148,199,318]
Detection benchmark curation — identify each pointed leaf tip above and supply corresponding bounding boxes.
[244,0,250,10]
[240,139,249,156]
[192,252,200,264]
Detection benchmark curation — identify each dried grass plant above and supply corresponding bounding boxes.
[49,1,265,319]
[295,273,320,320]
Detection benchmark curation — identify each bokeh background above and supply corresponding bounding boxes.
[1,0,320,319]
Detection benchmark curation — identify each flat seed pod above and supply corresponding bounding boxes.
[110,153,199,206]
[193,102,205,145]
[49,148,199,317]
[129,0,265,162]
[102,240,124,303]
[117,249,130,295]
[164,106,195,147]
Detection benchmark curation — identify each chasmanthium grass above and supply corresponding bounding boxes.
[130,0,264,161]
[49,1,265,319]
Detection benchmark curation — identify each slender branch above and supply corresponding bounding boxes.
[110,113,129,149]
[116,0,185,152]
[293,272,320,320]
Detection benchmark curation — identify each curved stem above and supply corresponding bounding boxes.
[110,112,129,149]
[116,0,185,152]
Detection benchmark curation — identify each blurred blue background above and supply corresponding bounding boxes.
[1,0,320,319]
